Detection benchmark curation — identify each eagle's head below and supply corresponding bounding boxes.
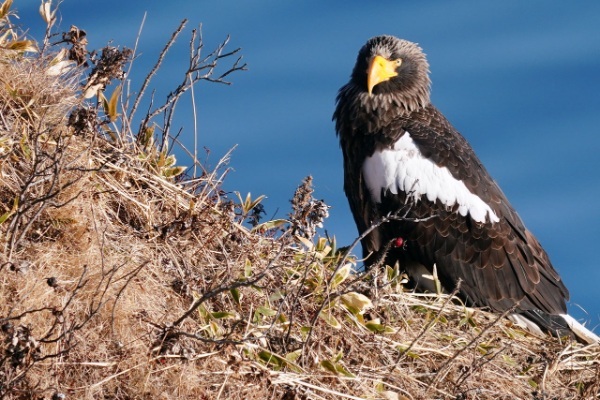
[349,36,432,115]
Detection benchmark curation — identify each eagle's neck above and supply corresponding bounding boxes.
[335,84,430,136]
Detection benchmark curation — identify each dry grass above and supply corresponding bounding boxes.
[1,3,599,399]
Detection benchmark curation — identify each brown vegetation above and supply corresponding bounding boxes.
[1,2,599,399]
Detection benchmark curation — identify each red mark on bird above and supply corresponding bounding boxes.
[392,237,404,248]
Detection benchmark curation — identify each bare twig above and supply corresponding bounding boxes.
[133,25,247,153]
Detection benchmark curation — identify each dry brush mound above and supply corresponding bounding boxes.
[0,3,599,399]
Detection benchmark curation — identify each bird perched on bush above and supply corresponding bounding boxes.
[333,35,598,343]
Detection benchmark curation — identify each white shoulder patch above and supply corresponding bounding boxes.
[362,132,500,224]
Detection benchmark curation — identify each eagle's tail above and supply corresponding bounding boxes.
[560,314,600,344]
[511,311,599,344]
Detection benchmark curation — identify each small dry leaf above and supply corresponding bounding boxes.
[83,83,103,99]
[39,1,56,26]
[0,0,13,19]
[46,60,75,76]
[107,85,121,122]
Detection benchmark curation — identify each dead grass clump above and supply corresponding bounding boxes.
[1,2,599,399]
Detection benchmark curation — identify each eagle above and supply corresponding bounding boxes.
[333,35,598,343]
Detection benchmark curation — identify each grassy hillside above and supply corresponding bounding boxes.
[1,3,599,399]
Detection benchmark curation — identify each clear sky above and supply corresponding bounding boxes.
[17,1,600,328]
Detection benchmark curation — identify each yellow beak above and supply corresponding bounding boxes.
[367,55,400,95]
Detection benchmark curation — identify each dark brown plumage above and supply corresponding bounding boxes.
[334,35,598,342]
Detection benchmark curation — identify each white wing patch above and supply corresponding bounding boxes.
[362,132,500,224]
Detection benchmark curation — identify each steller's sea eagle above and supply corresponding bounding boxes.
[333,35,599,343]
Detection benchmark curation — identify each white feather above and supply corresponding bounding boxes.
[508,314,545,336]
[362,132,499,224]
[560,314,600,344]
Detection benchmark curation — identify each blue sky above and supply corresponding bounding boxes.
[17,1,600,327]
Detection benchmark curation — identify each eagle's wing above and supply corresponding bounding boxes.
[335,86,389,262]
[385,105,569,315]
[340,128,383,262]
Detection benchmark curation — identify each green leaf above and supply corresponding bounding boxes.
[285,350,302,363]
[396,345,420,359]
[230,288,241,305]
[235,192,265,215]
[269,291,285,302]
[19,130,31,159]
[319,311,341,329]
[211,311,236,319]
[459,309,478,328]
[385,264,397,282]
[315,237,331,254]
[334,363,355,378]
[477,342,495,355]
[300,326,311,339]
[251,219,288,232]
[140,125,155,148]
[163,166,187,178]
[501,354,517,367]
[331,263,352,290]
[277,313,288,324]
[340,292,372,315]
[208,320,223,337]
[164,154,176,167]
[439,334,454,341]
[332,351,343,363]
[527,379,538,389]
[156,149,166,167]
[0,196,18,224]
[365,321,395,334]
[259,350,285,369]
[244,258,252,278]
[256,306,277,317]
[320,360,354,377]
[98,90,109,116]
[195,303,209,322]
[320,360,337,374]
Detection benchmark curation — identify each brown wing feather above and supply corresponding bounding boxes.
[341,142,382,260]
[374,106,570,315]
